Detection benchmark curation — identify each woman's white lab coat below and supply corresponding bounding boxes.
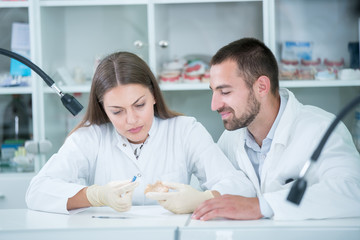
[218,88,360,220]
[26,116,254,214]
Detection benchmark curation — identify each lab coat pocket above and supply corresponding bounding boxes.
[277,175,298,190]
[267,171,298,192]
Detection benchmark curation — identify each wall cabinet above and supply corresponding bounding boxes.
[0,0,359,208]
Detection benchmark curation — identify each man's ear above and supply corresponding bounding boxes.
[254,75,270,97]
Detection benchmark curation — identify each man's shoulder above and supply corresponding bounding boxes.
[296,104,335,126]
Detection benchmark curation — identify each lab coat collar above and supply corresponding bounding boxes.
[244,92,286,152]
[272,88,302,147]
[111,116,159,162]
[112,116,159,144]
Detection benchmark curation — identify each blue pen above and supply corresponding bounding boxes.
[131,176,137,182]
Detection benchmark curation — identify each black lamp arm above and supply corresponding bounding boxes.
[311,94,360,162]
[0,48,83,116]
[0,48,54,87]
[288,94,360,205]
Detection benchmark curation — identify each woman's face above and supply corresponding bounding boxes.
[103,84,156,143]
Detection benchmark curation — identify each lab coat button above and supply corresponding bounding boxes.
[123,143,126,147]
[137,173,142,178]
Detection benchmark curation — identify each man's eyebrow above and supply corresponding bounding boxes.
[209,84,232,90]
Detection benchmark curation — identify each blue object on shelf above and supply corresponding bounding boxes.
[10,58,31,77]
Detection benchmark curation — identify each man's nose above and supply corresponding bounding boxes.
[211,93,221,112]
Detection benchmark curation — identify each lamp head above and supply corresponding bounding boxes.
[61,93,83,116]
[287,178,307,205]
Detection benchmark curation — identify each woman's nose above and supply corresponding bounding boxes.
[126,110,137,124]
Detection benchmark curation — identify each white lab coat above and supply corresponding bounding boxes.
[26,116,255,214]
[218,88,360,220]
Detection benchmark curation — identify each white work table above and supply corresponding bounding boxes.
[180,217,360,240]
[0,206,188,240]
[0,206,359,240]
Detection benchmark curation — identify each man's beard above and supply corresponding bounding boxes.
[219,90,260,131]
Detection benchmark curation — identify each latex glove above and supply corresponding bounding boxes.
[86,180,139,212]
[145,182,214,214]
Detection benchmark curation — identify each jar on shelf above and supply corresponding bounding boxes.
[159,58,186,84]
[323,58,344,79]
[183,60,207,84]
[2,95,31,142]
[299,58,321,80]
[201,70,210,83]
[279,59,299,80]
[159,70,181,84]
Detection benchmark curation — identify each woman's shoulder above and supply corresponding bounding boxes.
[158,115,198,127]
[69,122,114,139]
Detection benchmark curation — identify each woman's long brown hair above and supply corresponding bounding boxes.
[70,52,180,135]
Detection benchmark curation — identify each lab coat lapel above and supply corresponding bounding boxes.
[260,88,300,190]
[113,129,141,168]
[112,117,159,169]
[237,131,261,192]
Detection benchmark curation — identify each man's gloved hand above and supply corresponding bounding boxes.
[145,182,214,214]
[86,180,139,212]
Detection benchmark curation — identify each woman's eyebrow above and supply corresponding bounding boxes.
[107,95,146,108]
[132,95,145,105]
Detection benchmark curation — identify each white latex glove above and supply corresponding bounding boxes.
[145,182,214,214]
[86,180,139,212]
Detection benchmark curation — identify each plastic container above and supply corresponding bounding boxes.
[348,42,359,69]
[279,59,299,80]
[323,58,344,79]
[159,70,181,84]
[299,58,321,80]
[2,95,31,142]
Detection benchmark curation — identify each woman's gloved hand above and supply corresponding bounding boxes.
[86,180,139,212]
[145,182,214,214]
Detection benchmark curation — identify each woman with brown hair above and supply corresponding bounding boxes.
[26,52,254,214]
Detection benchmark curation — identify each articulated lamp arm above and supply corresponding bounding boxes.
[0,48,83,116]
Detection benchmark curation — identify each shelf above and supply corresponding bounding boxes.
[39,0,262,6]
[160,80,360,90]
[160,82,211,91]
[43,82,209,93]
[279,80,360,88]
[153,0,261,3]
[40,0,147,7]
[0,86,32,94]
[0,1,28,8]
[43,84,91,93]
[41,80,360,93]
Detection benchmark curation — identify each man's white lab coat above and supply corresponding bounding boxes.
[26,116,255,214]
[218,88,360,220]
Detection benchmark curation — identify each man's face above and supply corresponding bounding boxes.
[210,60,260,131]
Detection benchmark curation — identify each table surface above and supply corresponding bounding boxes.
[0,206,359,240]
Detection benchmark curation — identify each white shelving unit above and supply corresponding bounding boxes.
[42,80,360,93]
[0,1,28,7]
[0,0,359,208]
